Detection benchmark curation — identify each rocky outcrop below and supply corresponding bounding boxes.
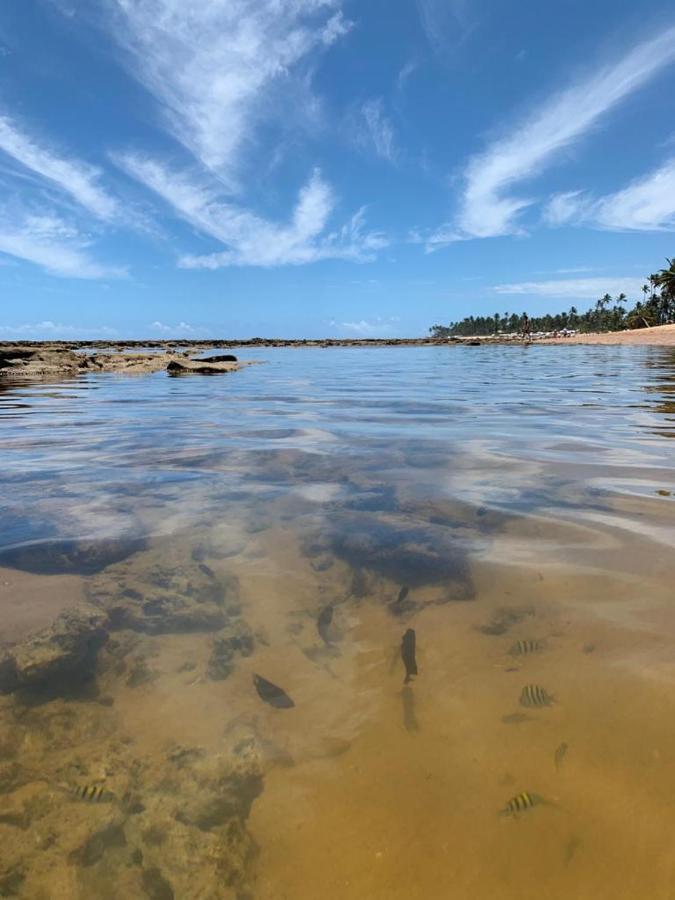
[0,605,109,693]
[0,536,146,575]
[166,358,240,375]
[207,622,255,680]
[0,345,82,377]
[87,554,233,634]
[0,344,249,379]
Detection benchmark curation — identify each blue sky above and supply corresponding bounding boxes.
[0,0,674,339]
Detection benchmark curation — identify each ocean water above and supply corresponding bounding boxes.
[1,345,675,899]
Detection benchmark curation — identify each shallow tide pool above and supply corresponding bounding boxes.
[1,345,675,899]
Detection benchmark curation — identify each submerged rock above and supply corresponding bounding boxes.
[87,552,231,634]
[207,622,255,681]
[0,536,146,575]
[324,512,473,596]
[0,605,109,694]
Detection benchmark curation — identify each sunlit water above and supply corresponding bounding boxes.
[1,345,675,899]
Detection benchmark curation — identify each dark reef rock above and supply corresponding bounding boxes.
[0,605,109,693]
[325,513,473,596]
[87,552,231,634]
[0,536,146,576]
[207,622,255,681]
[197,354,238,363]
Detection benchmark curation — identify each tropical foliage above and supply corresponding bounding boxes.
[430,259,675,338]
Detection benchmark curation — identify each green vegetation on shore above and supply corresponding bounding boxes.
[430,258,675,337]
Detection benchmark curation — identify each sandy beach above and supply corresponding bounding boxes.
[538,323,675,346]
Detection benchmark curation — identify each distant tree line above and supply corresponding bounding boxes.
[430,258,675,338]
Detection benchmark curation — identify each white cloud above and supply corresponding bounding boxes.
[337,316,400,335]
[0,321,118,338]
[0,114,119,220]
[101,0,351,177]
[0,209,125,279]
[434,25,675,244]
[545,158,675,231]
[493,277,645,300]
[116,153,387,267]
[149,320,195,333]
[355,99,398,162]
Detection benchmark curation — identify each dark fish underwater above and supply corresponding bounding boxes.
[401,629,418,684]
[253,673,295,709]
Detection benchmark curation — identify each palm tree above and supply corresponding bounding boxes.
[653,258,675,322]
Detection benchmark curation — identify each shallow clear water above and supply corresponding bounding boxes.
[1,345,675,899]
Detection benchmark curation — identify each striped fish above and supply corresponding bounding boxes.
[501,791,541,817]
[509,639,542,656]
[69,784,115,803]
[520,684,554,708]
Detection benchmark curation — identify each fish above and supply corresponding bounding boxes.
[317,605,334,644]
[390,585,413,617]
[509,639,542,656]
[554,742,569,771]
[67,783,116,803]
[401,629,418,684]
[520,684,555,708]
[500,791,542,817]
[253,674,295,709]
[396,586,410,605]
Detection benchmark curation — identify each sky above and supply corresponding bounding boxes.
[0,0,674,339]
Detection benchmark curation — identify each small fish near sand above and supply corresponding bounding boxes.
[390,585,414,617]
[401,629,418,684]
[520,684,555,708]
[253,674,295,709]
[509,639,542,657]
[500,791,543,817]
[554,742,569,771]
[64,783,116,803]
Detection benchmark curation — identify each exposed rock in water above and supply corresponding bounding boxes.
[0,536,146,575]
[323,513,473,597]
[0,605,109,694]
[87,551,232,634]
[207,622,255,680]
[0,345,82,378]
[197,354,238,363]
[166,359,240,375]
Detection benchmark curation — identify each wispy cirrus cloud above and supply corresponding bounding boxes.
[115,153,387,268]
[430,25,675,246]
[100,0,351,178]
[416,0,475,56]
[0,209,125,279]
[544,157,675,232]
[493,277,645,300]
[352,99,398,163]
[0,113,119,220]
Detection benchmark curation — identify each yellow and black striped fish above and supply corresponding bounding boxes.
[520,684,554,708]
[70,784,115,803]
[501,791,541,816]
[510,639,542,656]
